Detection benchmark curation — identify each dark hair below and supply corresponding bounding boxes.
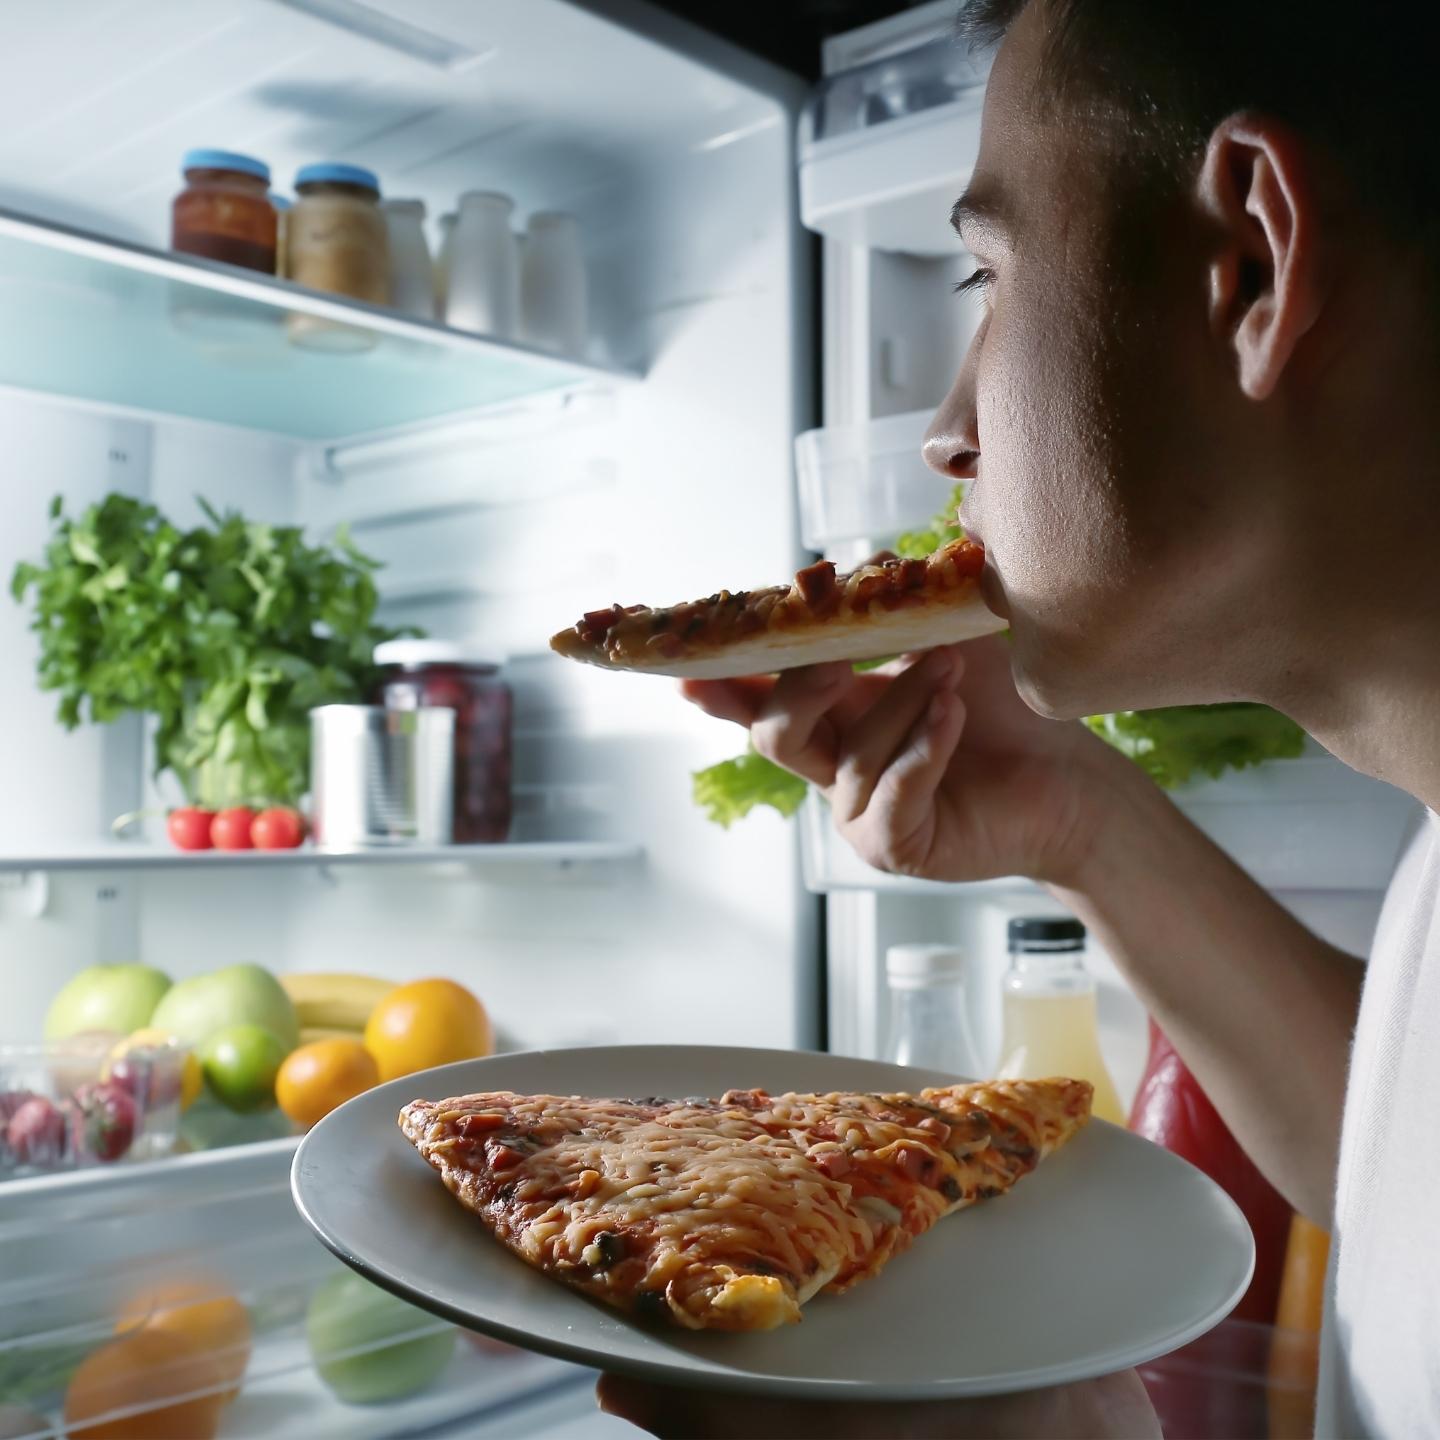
[958,0,1435,261]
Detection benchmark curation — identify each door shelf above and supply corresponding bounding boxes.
[0,207,638,443]
[795,407,953,551]
[801,755,1420,896]
[0,840,643,878]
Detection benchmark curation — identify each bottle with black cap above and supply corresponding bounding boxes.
[995,916,1126,1123]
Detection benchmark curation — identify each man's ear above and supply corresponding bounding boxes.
[1197,114,1326,400]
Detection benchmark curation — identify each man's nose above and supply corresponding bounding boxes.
[922,412,979,480]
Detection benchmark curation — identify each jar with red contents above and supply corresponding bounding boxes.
[373,642,512,843]
[171,149,277,273]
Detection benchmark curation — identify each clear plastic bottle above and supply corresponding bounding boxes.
[883,944,983,1077]
[996,917,1126,1123]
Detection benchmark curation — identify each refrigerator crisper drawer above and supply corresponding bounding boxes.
[0,1141,592,1439]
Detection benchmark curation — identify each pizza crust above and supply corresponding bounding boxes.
[552,580,1005,680]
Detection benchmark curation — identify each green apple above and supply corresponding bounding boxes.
[150,963,300,1053]
[199,1023,286,1112]
[307,1269,455,1403]
[43,963,171,1041]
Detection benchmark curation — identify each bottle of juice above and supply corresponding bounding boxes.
[995,917,1127,1124]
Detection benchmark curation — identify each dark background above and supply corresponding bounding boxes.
[647,1,937,78]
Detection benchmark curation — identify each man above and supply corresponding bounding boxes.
[601,0,1438,1435]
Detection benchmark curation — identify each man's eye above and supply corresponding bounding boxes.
[952,268,994,298]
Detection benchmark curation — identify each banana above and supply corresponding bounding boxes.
[298,1026,364,1047]
[280,973,396,1032]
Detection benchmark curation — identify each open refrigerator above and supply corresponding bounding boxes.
[0,2,1421,1437]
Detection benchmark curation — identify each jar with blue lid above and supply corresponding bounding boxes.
[171,148,276,273]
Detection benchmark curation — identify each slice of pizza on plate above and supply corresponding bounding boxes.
[549,536,1005,680]
[398,1076,1091,1333]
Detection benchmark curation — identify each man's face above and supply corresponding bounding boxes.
[925,4,1268,718]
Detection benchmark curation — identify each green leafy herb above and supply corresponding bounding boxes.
[692,747,808,828]
[1084,704,1306,789]
[894,483,966,558]
[13,493,412,808]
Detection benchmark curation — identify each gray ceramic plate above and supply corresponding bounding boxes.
[291,1045,1253,1400]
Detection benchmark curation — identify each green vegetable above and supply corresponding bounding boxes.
[894,482,966,558]
[307,1270,455,1404]
[692,747,808,828]
[1084,705,1306,789]
[12,493,410,808]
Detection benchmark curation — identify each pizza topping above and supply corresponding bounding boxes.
[581,1231,627,1268]
[792,560,839,611]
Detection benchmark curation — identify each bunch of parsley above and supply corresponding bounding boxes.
[13,493,409,809]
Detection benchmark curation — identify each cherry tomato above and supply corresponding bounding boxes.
[167,808,215,851]
[252,807,305,850]
[73,1081,137,1162]
[210,807,255,850]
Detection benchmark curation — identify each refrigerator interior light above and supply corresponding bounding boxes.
[271,0,493,72]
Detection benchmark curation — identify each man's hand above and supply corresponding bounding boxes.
[683,635,1132,888]
[596,1368,1161,1439]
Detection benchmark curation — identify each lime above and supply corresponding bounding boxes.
[199,1024,286,1112]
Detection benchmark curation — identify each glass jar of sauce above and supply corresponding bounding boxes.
[171,149,276,273]
[373,642,513,844]
[287,162,389,350]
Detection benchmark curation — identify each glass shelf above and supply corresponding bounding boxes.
[0,208,637,442]
[0,840,642,876]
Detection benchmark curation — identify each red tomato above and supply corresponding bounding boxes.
[167,808,215,851]
[251,807,304,850]
[210,807,255,851]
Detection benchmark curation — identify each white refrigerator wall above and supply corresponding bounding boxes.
[0,0,819,1053]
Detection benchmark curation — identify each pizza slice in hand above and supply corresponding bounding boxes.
[398,1076,1091,1332]
[549,537,1005,680]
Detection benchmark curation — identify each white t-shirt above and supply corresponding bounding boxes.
[1317,809,1440,1437]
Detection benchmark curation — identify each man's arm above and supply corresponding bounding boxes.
[1054,770,1361,1225]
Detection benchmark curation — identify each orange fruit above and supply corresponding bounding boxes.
[114,1275,251,1402]
[64,1329,225,1440]
[363,978,493,1083]
[276,1037,380,1129]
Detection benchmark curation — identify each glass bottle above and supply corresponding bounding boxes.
[883,944,983,1077]
[995,917,1127,1123]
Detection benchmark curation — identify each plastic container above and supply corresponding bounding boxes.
[996,918,1127,1124]
[794,408,955,550]
[0,1036,191,1176]
[373,641,513,844]
[446,191,520,338]
[882,944,983,1075]
[519,210,587,355]
[380,198,435,319]
[170,148,276,273]
[286,162,388,351]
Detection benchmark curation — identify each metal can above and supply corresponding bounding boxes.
[309,705,454,850]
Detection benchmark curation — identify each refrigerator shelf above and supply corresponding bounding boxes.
[0,840,643,878]
[0,207,638,444]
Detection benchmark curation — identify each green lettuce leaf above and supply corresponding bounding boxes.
[692,748,808,828]
[1084,704,1306,789]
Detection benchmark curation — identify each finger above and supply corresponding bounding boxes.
[749,661,855,787]
[855,687,968,866]
[831,648,964,824]
[679,676,777,728]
